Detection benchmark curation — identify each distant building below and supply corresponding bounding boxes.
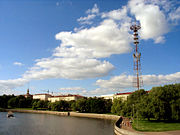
[100,92,133,101]
[24,89,33,98]
[48,94,84,102]
[33,93,52,101]
[100,94,114,100]
[114,92,133,101]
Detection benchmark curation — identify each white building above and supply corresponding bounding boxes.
[114,92,133,101]
[48,94,84,102]
[101,92,133,101]
[100,94,114,100]
[33,94,52,101]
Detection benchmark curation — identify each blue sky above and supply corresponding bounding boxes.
[0,0,180,96]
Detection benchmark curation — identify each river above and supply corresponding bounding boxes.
[0,112,114,135]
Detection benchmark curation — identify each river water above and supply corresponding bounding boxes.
[0,112,114,135]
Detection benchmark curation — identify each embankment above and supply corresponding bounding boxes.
[5,109,142,135]
[5,109,119,120]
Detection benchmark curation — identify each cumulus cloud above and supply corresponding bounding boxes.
[55,19,132,58]
[96,72,180,90]
[77,14,96,25]
[102,6,131,21]
[0,78,28,90]
[77,4,99,25]
[23,57,114,80]
[0,89,22,95]
[169,7,180,24]
[128,0,169,43]
[1,1,180,95]
[86,4,99,14]
[59,87,87,95]
[14,62,24,66]
[59,87,86,91]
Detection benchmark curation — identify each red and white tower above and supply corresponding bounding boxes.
[130,23,143,90]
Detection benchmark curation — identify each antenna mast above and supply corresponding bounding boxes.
[130,22,143,90]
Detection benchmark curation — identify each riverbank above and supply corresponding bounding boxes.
[5,109,180,135]
[5,109,120,121]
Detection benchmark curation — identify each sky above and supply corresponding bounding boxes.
[0,0,180,96]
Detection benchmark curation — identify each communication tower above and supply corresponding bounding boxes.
[130,22,143,90]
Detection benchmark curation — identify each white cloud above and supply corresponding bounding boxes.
[55,19,132,58]
[58,87,87,95]
[59,87,86,91]
[0,78,28,90]
[86,4,99,14]
[14,62,24,66]
[96,72,180,90]
[1,1,180,95]
[128,0,169,42]
[154,36,165,44]
[102,6,131,21]
[77,4,99,25]
[77,14,96,25]
[23,57,114,80]
[0,89,22,95]
[169,7,180,24]
[85,88,123,96]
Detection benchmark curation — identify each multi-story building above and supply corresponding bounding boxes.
[100,94,114,100]
[100,92,133,101]
[114,92,133,101]
[33,93,52,101]
[48,94,84,102]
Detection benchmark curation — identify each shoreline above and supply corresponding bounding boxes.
[5,109,120,121]
[4,109,180,135]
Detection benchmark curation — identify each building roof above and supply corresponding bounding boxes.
[33,93,52,96]
[50,94,84,98]
[116,92,133,95]
[116,90,150,95]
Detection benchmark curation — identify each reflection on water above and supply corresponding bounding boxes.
[0,112,114,135]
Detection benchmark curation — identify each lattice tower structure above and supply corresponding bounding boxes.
[130,24,143,90]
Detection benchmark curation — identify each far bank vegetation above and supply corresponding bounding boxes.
[0,83,180,121]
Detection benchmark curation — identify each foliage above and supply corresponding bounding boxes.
[49,100,70,111]
[74,97,112,113]
[7,95,33,108]
[111,97,124,116]
[32,100,49,110]
[111,84,180,121]
[0,95,15,108]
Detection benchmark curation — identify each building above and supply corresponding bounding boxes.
[48,94,84,102]
[24,89,33,98]
[100,94,114,100]
[33,93,52,101]
[100,92,133,101]
[114,92,133,101]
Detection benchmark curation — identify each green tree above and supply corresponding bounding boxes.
[111,98,124,116]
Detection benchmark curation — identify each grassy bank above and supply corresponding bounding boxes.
[132,120,180,132]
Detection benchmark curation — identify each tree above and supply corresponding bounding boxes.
[148,84,180,120]
[8,97,18,108]
[111,98,124,116]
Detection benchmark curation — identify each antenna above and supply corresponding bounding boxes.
[130,22,143,90]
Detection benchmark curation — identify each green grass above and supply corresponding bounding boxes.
[132,119,180,132]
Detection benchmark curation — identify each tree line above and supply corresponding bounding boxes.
[0,83,180,121]
[112,83,180,121]
[0,94,112,114]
